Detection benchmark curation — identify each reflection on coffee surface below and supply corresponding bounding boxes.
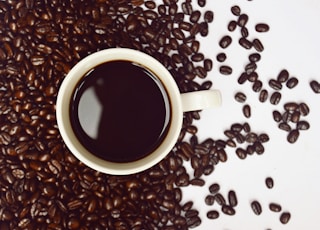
[70,61,171,163]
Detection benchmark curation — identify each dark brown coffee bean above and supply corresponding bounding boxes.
[290,111,300,123]
[198,0,206,7]
[310,80,320,93]
[228,190,238,207]
[209,183,220,194]
[252,38,264,52]
[216,52,227,62]
[258,89,268,102]
[204,11,214,23]
[245,62,257,75]
[228,20,237,32]
[219,35,232,48]
[234,92,247,103]
[240,27,249,38]
[239,37,252,49]
[191,53,204,62]
[255,23,270,32]
[187,216,201,228]
[280,212,291,224]
[273,110,282,122]
[219,65,232,75]
[252,80,263,92]
[286,77,299,89]
[251,200,262,215]
[235,147,247,159]
[284,102,298,111]
[277,69,289,83]
[243,104,251,118]
[231,5,241,16]
[207,210,219,219]
[278,122,291,132]
[287,129,299,143]
[269,203,282,212]
[214,193,226,206]
[249,53,261,62]
[205,195,215,206]
[182,201,194,211]
[190,10,201,23]
[269,79,282,90]
[222,205,235,215]
[270,92,281,105]
[299,103,310,116]
[203,59,213,71]
[237,14,248,27]
[265,177,274,189]
[297,120,310,130]
[238,72,248,84]
[182,2,193,15]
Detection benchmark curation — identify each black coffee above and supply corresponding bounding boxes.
[70,60,171,163]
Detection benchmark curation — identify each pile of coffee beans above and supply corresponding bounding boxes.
[0,0,316,229]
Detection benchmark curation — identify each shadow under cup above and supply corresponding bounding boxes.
[56,48,184,175]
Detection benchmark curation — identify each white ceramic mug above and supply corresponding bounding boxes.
[56,48,221,175]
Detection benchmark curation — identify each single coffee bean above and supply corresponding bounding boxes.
[290,111,300,123]
[252,38,264,52]
[205,195,215,206]
[204,11,214,23]
[238,72,248,84]
[277,69,289,83]
[241,26,249,38]
[269,203,282,212]
[270,92,281,105]
[236,147,247,159]
[280,212,291,224]
[214,194,226,205]
[251,200,262,215]
[237,14,248,27]
[219,35,232,48]
[287,129,299,143]
[310,80,320,93]
[286,77,299,89]
[219,65,233,75]
[209,183,220,194]
[278,122,291,132]
[239,37,252,49]
[249,53,261,62]
[284,102,298,111]
[207,210,219,219]
[222,204,235,215]
[299,103,310,116]
[242,104,251,118]
[245,62,257,75]
[282,111,292,123]
[259,89,268,102]
[248,72,258,82]
[231,5,241,16]
[203,59,213,71]
[297,120,310,130]
[269,79,282,90]
[228,20,237,32]
[228,190,238,207]
[216,52,227,62]
[265,177,274,189]
[234,92,247,103]
[273,110,282,122]
[190,10,201,23]
[252,80,263,92]
[198,0,206,7]
[255,23,270,32]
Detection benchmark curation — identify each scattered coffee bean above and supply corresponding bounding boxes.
[297,120,310,130]
[237,14,249,27]
[252,38,264,52]
[220,65,233,75]
[239,37,252,49]
[209,183,220,194]
[228,20,237,32]
[231,5,241,16]
[310,80,320,93]
[219,35,232,48]
[299,103,310,116]
[216,52,227,62]
[234,92,247,103]
[269,79,282,90]
[222,204,236,215]
[273,110,282,122]
[280,212,291,224]
[251,200,262,215]
[277,69,289,83]
[228,190,238,207]
[252,80,263,92]
[265,177,274,189]
[259,89,268,102]
[286,77,299,89]
[207,210,219,219]
[270,92,282,105]
[249,53,261,62]
[287,129,300,143]
[255,23,270,32]
[205,195,215,206]
[278,122,291,132]
[243,104,251,118]
[269,203,282,212]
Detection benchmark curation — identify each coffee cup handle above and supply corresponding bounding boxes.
[180,90,221,112]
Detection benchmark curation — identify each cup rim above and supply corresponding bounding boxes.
[56,48,183,175]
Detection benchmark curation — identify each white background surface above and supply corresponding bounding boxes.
[178,0,320,229]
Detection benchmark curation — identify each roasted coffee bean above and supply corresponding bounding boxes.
[273,110,282,122]
[245,62,257,75]
[252,38,264,52]
[252,80,263,92]
[204,11,214,23]
[265,177,274,189]
[280,212,291,224]
[269,203,282,212]
[286,77,299,89]
[214,193,226,206]
[255,23,270,32]
[310,80,320,93]
[222,205,235,215]
[231,5,241,16]
[228,190,238,207]
[284,102,298,111]
[299,103,310,116]
[205,195,215,206]
[251,200,262,215]
[239,37,252,49]
[242,104,251,118]
[219,35,232,48]
[287,129,299,143]
[237,14,248,27]
[241,27,249,37]
[203,59,213,71]
[187,216,201,228]
[209,183,220,194]
[249,53,261,62]
[220,65,233,75]
[270,92,281,105]
[234,92,247,103]
[259,89,268,102]
[216,53,227,62]
[279,122,291,132]
[277,69,289,83]
[236,147,247,159]
[269,79,282,90]
[182,2,193,15]
[290,111,300,123]
[297,120,310,130]
[238,72,248,84]
[207,210,219,219]
[228,20,237,32]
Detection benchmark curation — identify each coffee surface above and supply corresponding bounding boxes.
[70,61,170,163]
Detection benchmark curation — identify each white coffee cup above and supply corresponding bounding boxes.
[56,48,221,175]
